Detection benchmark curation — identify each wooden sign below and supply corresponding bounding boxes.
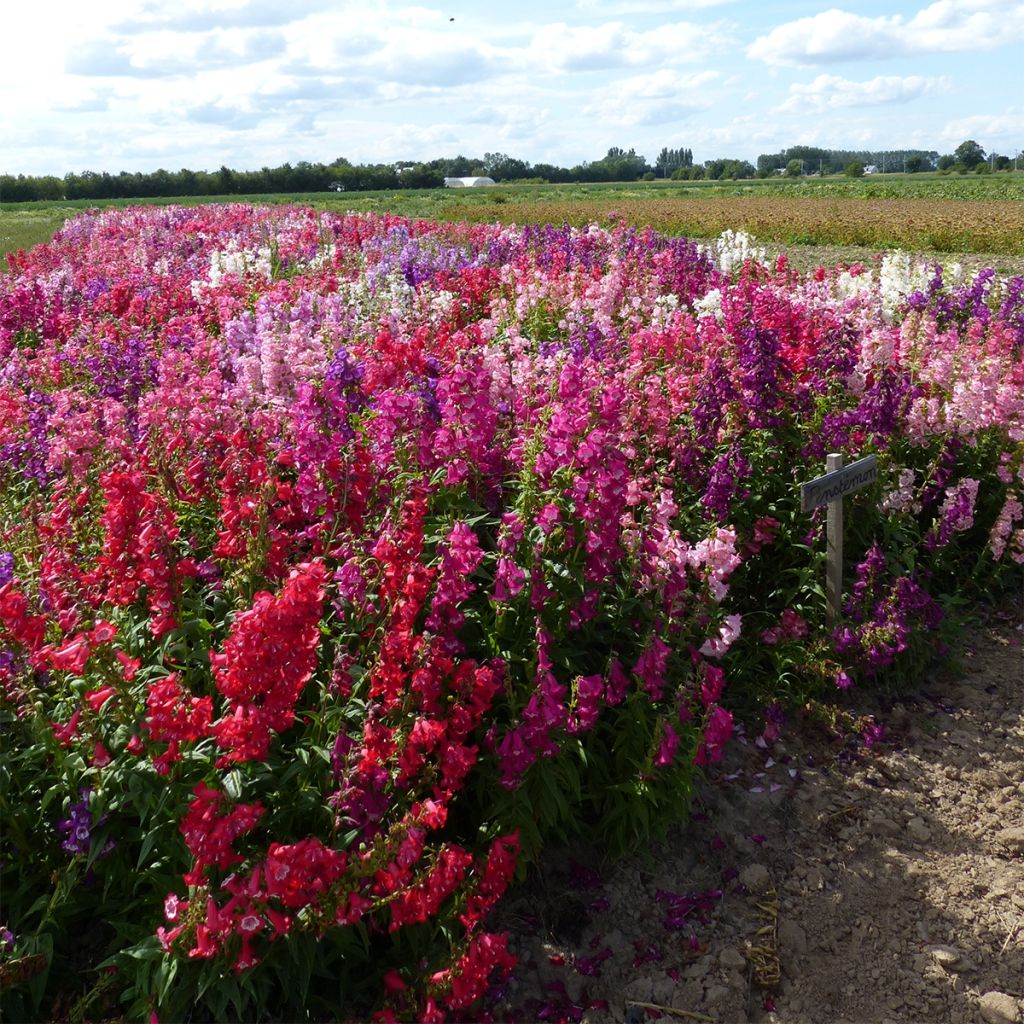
[799,454,878,624]
[800,455,877,512]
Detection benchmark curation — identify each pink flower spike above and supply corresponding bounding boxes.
[52,709,82,747]
[382,969,407,992]
[654,724,680,767]
[85,686,117,713]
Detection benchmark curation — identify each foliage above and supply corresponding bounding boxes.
[4,137,1007,206]
[0,207,1021,1021]
[757,146,940,177]
[656,148,693,178]
[954,140,987,170]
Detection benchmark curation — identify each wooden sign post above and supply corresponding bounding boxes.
[800,453,878,624]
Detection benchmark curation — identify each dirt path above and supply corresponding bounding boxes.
[494,611,1023,1024]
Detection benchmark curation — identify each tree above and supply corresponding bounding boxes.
[953,139,986,170]
[0,174,42,201]
[433,155,475,177]
[592,147,650,181]
[785,159,803,177]
[703,158,755,180]
[845,161,865,178]
[530,162,572,184]
[937,154,955,171]
[671,165,702,180]
[482,152,529,181]
[397,164,443,189]
[655,147,692,178]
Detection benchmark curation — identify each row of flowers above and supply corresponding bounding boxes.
[0,205,1021,1021]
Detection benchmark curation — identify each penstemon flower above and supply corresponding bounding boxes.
[1,203,1019,1023]
[928,477,980,549]
[989,494,1024,561]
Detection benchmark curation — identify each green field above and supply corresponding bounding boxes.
[3,171,1023,270]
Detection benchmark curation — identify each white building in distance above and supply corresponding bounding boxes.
[443,176,496,187]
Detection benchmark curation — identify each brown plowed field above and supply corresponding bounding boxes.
[443,196,1024,256]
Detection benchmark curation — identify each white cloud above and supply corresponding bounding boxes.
[115,0,339,32]
[530,19,731,71]
[748,10,903,65]
[585,69,718,126]
[940,108,1024,145]
[749,1,1024,66]
[64,42,141,77]
[777,74,951,114]
[574,0,734,12]
[280,15,512,89]
[66,27,287,78]
[54,89,116,113]
[184,102,267,130]
[4,0,1023,177]
[462,105,551,133]
[257,76,376,105]
[688,119,790,151]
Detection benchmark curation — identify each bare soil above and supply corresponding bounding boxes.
[494,609,1024,1024]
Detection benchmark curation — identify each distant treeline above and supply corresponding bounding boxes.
[756,147,941,175]
[0,149,692,202]
[758,142,1019,176]
[0,149,748,202]
[1,141,1017,202]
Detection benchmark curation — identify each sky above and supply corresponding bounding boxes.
[2,0,1023,176]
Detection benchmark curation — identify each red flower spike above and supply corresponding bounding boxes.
[85,685,117,713]
[211,562,326,762]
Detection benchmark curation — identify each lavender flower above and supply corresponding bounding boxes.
[701,446,751,523]
[997,275,1024,348]
[836,544,943,677]
[737,324,789,427]
[927,478,980,550]
[415,357,441,423]
[325,345,369,423]
[82,277,110,302]
[690,356,738,448]
[0,389,55,486]
[57,789,96,856]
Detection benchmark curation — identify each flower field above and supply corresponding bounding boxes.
[0,205,1021,1022]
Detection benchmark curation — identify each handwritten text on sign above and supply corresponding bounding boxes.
[800,455,878,512]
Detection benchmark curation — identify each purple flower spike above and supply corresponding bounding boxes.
[57,789,95,856]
